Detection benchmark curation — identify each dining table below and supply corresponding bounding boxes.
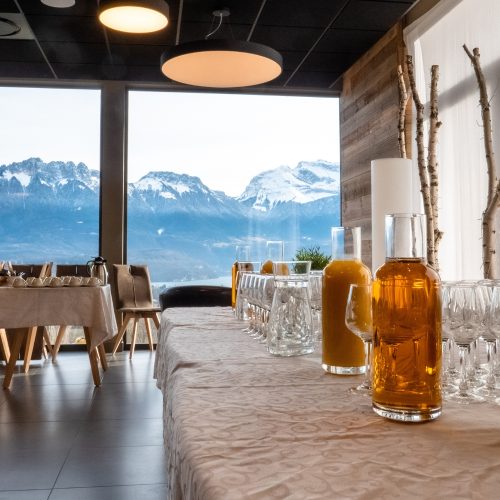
[0,284,117,388]
[155,306,500,500]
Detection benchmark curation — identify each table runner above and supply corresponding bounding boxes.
[155,307,500,500]
[0,285,117,350]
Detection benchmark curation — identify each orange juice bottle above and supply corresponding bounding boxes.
[322,227,371,374]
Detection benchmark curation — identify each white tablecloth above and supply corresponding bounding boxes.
[155,307,500,500]
[0,285,117,350]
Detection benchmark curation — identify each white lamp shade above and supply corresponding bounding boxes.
[371,158,414,272]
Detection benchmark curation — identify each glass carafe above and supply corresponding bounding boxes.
[372,213,442,422]
[322,227,371,374]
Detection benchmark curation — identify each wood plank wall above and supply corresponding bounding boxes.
[340,22,410,269]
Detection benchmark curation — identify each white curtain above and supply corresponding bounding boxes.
[404,0,500,280]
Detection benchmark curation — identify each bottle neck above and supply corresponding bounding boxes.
[385,214,426,260]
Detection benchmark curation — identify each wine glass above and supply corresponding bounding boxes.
[345,283,373,395]
[447,282,484,404]
[486,284,500,404]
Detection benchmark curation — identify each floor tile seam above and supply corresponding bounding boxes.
[47,417,91,491]
[49,481,170,491]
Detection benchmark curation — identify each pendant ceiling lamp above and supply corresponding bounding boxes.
[98,0,169,34]
[160,9,282,88]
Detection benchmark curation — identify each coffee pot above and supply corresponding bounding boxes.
[86,256,108,285]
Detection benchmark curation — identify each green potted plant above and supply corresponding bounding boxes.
[294,246,330,270]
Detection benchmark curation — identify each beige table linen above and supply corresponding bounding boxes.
[0,285,117,350]
[155,307,500,500]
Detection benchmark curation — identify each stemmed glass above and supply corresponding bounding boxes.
[441,282,457,394]
[447,282,484,404]
[486,284,500,403]
[345,283,373,395]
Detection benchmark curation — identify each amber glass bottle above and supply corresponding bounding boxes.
[231,245,250,309]
[372,214,441,422]
[322,227,372,374]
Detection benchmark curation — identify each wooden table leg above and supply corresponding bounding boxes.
[23,327,38,373]
[3,329,26,389]
[97,343,108,371]
[0,328,10,363]
[83,327,101,387]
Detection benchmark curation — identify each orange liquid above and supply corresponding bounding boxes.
[231,262,238,308]
[322,259,371,372]
[372,259,441,417]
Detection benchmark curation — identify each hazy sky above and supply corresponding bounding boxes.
[0,87,339,197]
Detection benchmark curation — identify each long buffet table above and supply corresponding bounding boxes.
[155,307,500,500]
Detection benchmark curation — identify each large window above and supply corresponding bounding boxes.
[127,91,340,296]
[0,87,101,346]
[0,87,101,265]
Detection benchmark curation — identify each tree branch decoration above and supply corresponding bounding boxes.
[397,64,410,159]
[405,55,442,270]
[463,45,499,278]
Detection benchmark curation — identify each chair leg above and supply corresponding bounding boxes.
[111,313,132,355]
[151,312,160,329]
[43,328,54,358]
[129,317,139,359]
[144,316,154,351]
[52,325,67,363]
[97,343,108,371]
[23,327,38,374]
[0,328,10,363]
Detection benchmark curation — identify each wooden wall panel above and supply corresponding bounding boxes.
[340,22,409,269]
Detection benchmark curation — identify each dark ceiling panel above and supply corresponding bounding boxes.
[0,0,418,93]
[261,0,349,28]
[317,28,385,53]
[251,25,323,52]
[333,0,412,31]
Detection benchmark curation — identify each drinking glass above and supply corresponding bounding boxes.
[447,282,484,404]
[267,261,313,357]
[345,283,373,395]
[266,240,284,261]
[309,270,323,348]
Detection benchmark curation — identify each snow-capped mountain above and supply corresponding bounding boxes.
[238,160,339,212]
[128,171,241,215]
[0,158,340,281]
[0,158,99,197]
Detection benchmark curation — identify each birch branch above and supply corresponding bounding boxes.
[427,65,443,270]
[397,64,410,159]
[407,55,436,267]
[464,44,499,278]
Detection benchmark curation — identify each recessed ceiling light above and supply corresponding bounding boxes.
[0,16,20,36]
[40,0,76,7]
[98,0,169,34]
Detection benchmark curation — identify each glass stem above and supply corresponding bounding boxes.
[441,340,449,385]
[485,341,496,390]
[458,345,469,396]
[363,340,372,389]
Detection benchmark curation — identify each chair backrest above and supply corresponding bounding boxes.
[159,285,231,311]
[113,264,154,310]
[12,263,52,278]
[56,264,89,277]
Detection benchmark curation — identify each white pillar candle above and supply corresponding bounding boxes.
[371,158,414,272]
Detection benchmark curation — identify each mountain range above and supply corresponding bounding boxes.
[0,158,340,281]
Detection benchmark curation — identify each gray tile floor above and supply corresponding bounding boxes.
[0,351,167,500]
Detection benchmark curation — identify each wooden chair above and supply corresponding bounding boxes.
[111,264,161,358]
[56,264,90,278]
[51,264,89,362]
